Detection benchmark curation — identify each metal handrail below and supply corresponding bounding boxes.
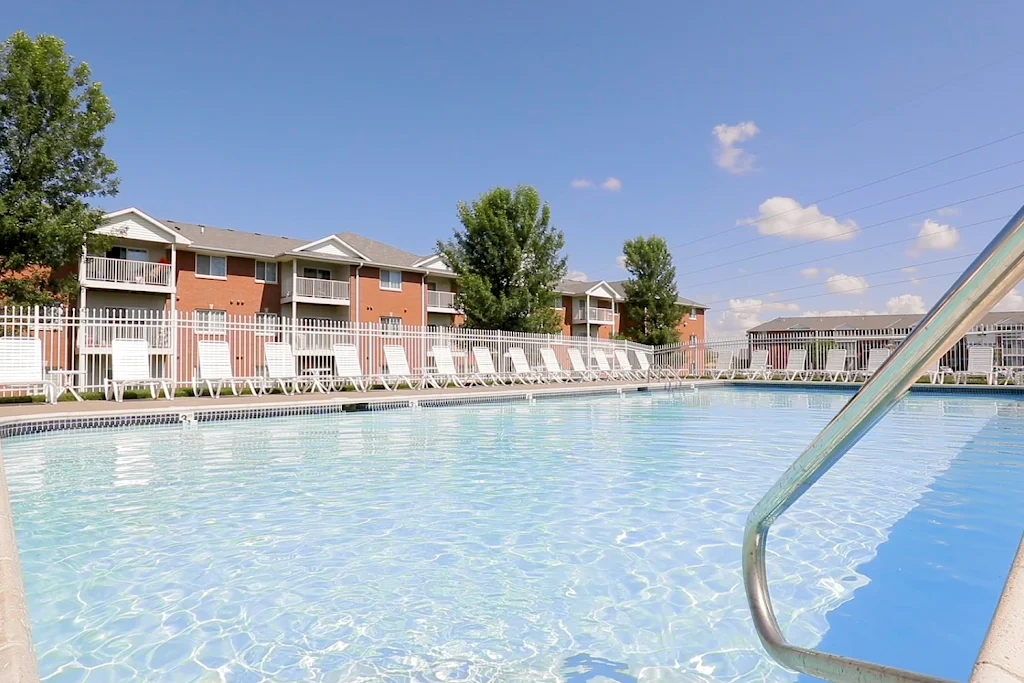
[743,202,1024,683]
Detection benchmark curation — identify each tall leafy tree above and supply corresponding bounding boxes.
[621,235,684,345]
[0,31,118,306]
[438,185,567,332]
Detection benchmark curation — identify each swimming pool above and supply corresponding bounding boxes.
[3,388,1021,682]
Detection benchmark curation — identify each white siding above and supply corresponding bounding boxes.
[305,241,358,258]
[96,217,174,244]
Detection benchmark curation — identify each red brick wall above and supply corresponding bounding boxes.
[175,251,280,316]
[355,267,425,326]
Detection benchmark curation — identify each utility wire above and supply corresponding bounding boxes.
[700,254,976,308]
[715,270,966,313]
[673,129,1024,250]
[680,183,1024,280]
[695,216,1008,288]
[684,158,1024,259]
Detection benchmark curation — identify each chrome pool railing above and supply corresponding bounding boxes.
[742,201,1024,683]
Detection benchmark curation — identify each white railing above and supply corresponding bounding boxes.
[287,277,350,301]
[82,256,172,288]
[427,290,457,310]
[0,306,661,397]
[650,324,1024,380]
[573,307,614,323]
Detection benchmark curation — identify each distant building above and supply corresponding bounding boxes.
[747,311,1024,370]
[555,278,708,342]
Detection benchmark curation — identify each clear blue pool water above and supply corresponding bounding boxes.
[3,388,1022,682]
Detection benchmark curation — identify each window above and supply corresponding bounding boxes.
[689,308,698,321]
[689,334,697,345]
[302,267,331,280]
[106,246,149,261]
[196,254,227,278]
[255,312,279,337]
[255,260,278,284]
[381,316,402,328]
[195,309,227,334]
[379,269,402,291]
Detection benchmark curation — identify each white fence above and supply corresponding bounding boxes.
[0,307,657,396]
[649,324,1024,379]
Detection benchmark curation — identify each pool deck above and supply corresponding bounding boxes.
[0,377,1020,682]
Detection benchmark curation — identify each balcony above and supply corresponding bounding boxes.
[573,306,614,324]
[427,290,458,313]
[282,277,350,305]
[81,256,173,292]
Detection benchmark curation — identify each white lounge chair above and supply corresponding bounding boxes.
[567,348,598,381]
[591,348,620,380]
[471,347,506,386]
[382,345,422,390]
[924,359,951,385]
[634,350,657,380]
[264,341,314,395]
[780,348,808,381]
[813,349,849,382]
[740,349,770,380]
[613,349,639,380]
[0,337,58,404]
[706,349,735,380]
[331,343,370,392]
[430,345,465,387]
[851,347,891,382]
[508,347,543,383]
[957,347,1008,385]
[105,338,173,402]
[539,347,574,382]
[196,339,260,397]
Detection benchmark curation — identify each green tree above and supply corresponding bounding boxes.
[621,235,684,345]
[438,185,567,332]
[0,31,118,306]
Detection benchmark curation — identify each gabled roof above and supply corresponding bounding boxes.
[290,234,369,261]
[748,310,1024,333]
[101,208,193,245]
[334,232,426,269]
[163,219,305,257]
[556,278,708,310]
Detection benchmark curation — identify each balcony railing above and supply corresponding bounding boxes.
[427,290,457,310]
[286,277,350,301]
[82,256,172,288]
[573,306,614,324]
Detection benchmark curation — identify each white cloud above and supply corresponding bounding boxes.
[600,177,622,191]
[711,298,800,336]
[885,293,926,314]
[937,206,961,217]
[826,273,869,295]
[570,178,593,189]
[913,218,960,253]
[615,254,628,270]
[741,197,858,241]
[993,288,1024,312]
[901,266,917,274]
[799,267,820,278]
[712,121,759,174]
[566,269,588,282]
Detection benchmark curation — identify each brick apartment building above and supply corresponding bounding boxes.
[555,279,707,342]
[77,207,708,340]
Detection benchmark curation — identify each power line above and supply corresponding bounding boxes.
[680,183,1024,280]
[685,158,1024,259]
[715,270,965,313]
[695,216,1008,289]
[700,254,976,308]
[672,128,1024,250]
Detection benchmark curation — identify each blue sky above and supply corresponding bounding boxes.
[7,1,1024,333]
